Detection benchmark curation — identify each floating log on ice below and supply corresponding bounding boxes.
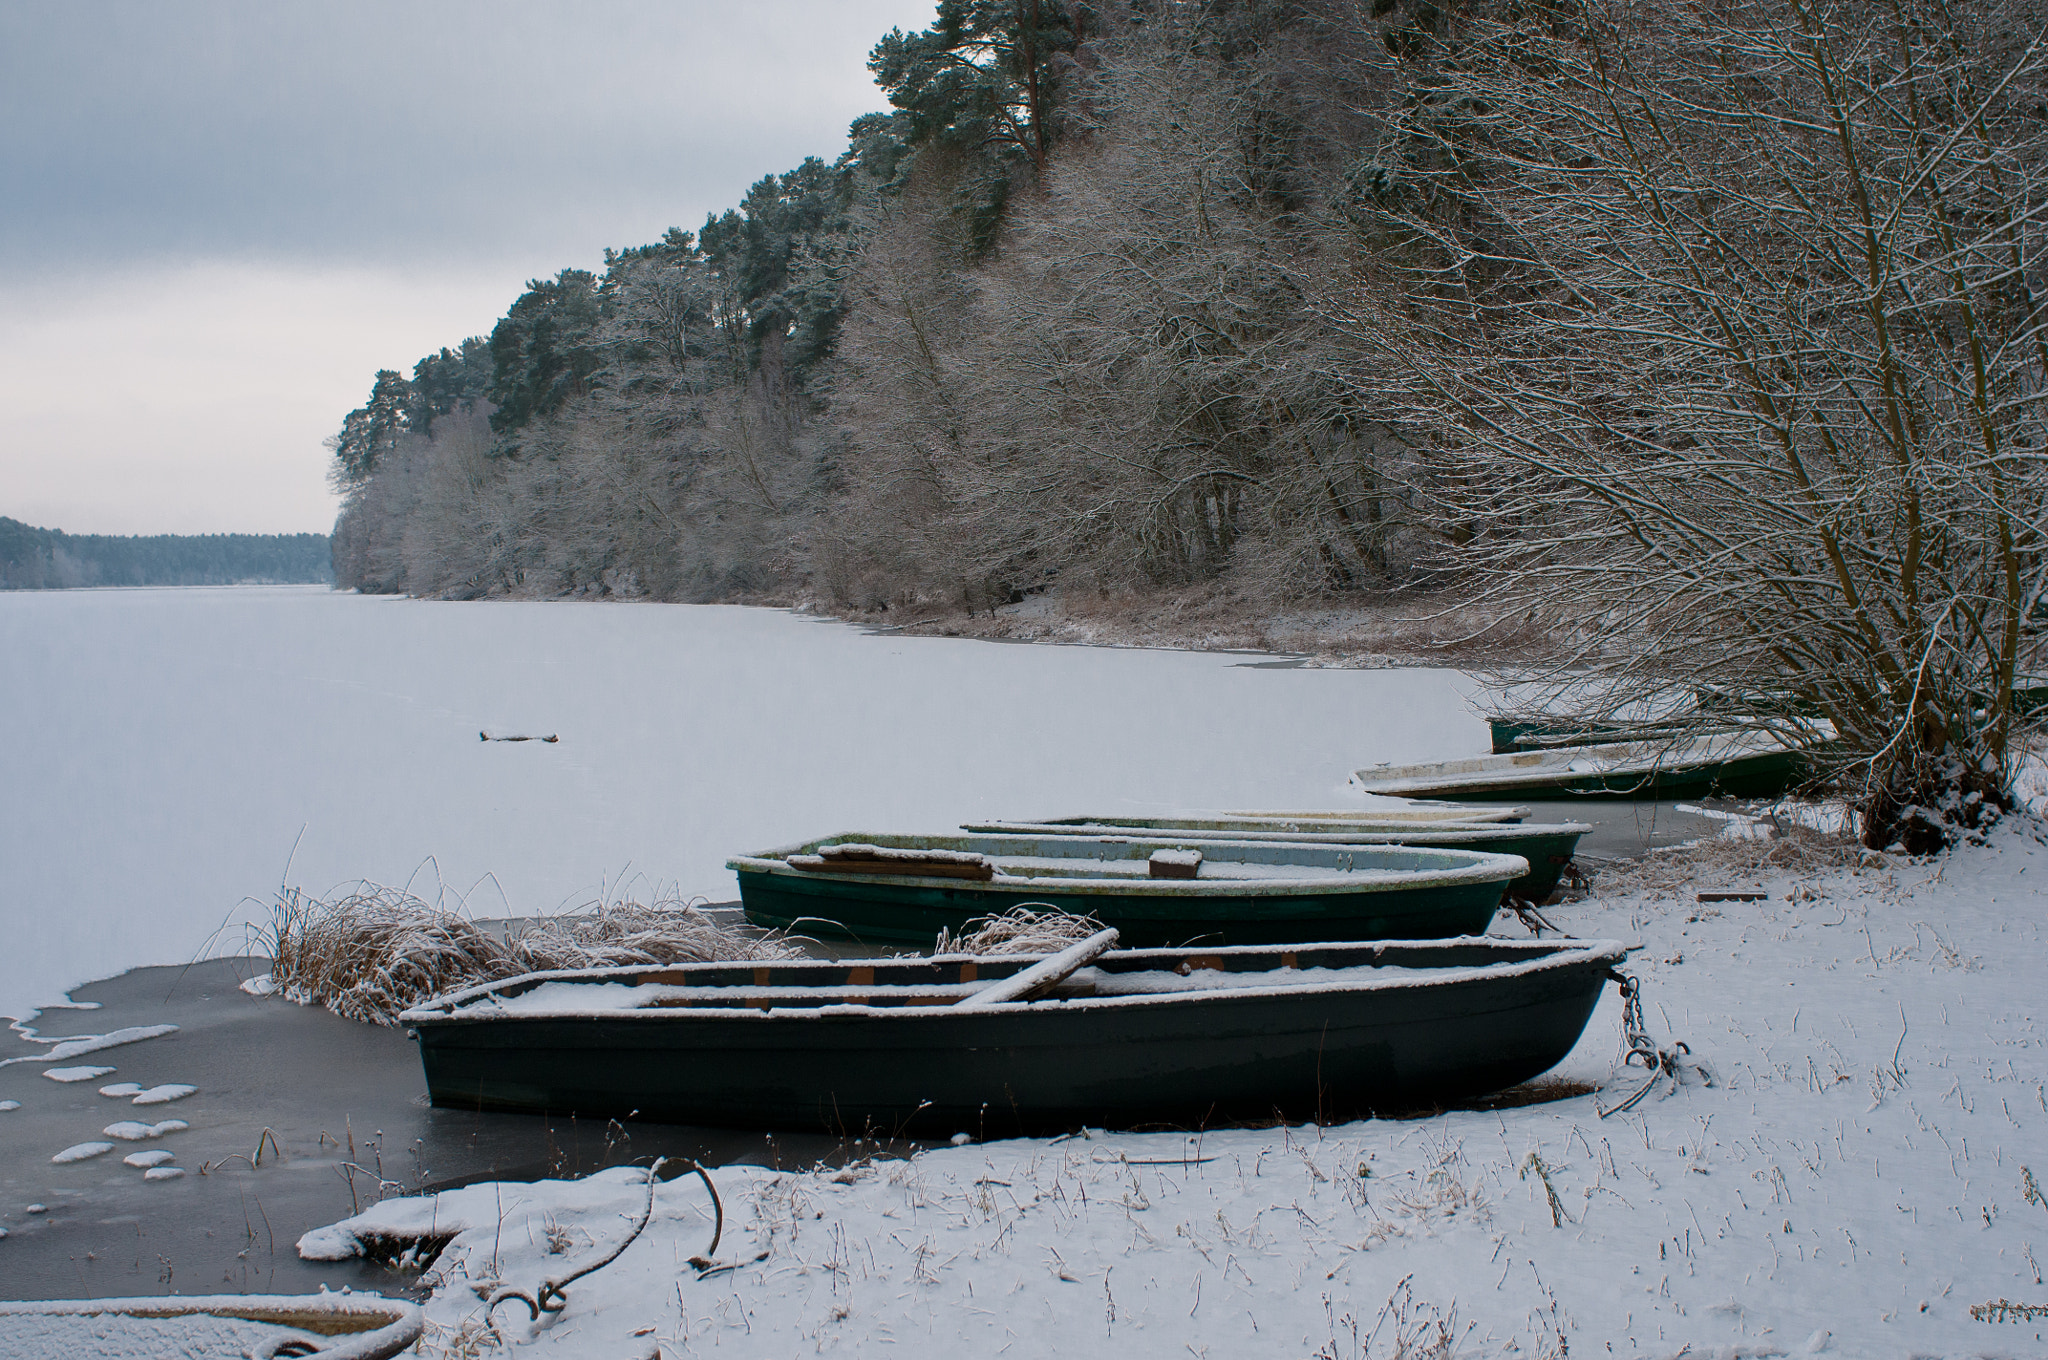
[788,843,997,881]
[480,731,559,742]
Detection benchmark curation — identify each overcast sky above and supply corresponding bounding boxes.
[0,0,939,534]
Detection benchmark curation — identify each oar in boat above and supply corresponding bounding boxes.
[953,928,1120,1010]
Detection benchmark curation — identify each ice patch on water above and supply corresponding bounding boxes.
[0,1100,19,1112]
[143,1167,186,1181]
[42,1066,114,1083]
[124,1150,175,1168]
[103,1120,188,1141]
[98,1083,143,1098]
[2,1025,179,1068]
[240,974,276,996]
[52,1142,114,1164]
[131,1084,196,1105]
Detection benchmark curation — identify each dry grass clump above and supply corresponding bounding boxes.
[265,884,798,1025]
[933,904,1105,956]
[1592,822,1883,903]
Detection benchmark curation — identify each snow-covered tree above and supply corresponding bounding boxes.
[1333,0,2048,848]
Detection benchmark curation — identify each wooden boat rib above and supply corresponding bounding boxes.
[728,832,1529,947]
[961,817,1592,901]
[400,936,1628,1133]
[1354,723,1832,801]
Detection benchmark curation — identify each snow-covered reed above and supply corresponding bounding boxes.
[931,904,1105,956]
[264,885,798,1025]
[1589,821,1880,903]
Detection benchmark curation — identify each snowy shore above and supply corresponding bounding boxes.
[299,826,2048,1358]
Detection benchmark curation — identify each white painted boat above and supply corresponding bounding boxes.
[1354,723,1831,801]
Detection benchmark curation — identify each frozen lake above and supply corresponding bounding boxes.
[0,587,1487,1019]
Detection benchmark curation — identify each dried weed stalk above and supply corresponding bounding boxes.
[933,904,1104,956]
[1592,827,1881,904]
[265,883,797,1025]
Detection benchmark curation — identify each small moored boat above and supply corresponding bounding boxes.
[0,1293,423,1360]
[1207,804,1534,824]
[962,815,1592,902]
[728,832,1528,947]
[1355,723,1829,801]
[401,936,1628,1133]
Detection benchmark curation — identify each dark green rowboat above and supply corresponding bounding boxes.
[1356,723,1830,801]
[962,816,1591,902]
[729,832,1528,947]
[400,937,1628,1134]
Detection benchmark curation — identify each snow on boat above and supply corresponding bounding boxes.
[0,1293,423,1360]
[727,832,1529,947]
[1209,803,1533,824]
[961,815,1591,902]
[1354,723,1830,801]
[399,937,1627,1133]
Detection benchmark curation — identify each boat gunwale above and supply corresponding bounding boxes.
[1354,723,1831,791]
[1172,806,1533,823]
[725,831,1529,896]
[960,819,1595,844]
[400,936,1626,1025]
[0,1293,426,1359]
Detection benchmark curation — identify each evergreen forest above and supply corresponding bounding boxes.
[0,517,331,591]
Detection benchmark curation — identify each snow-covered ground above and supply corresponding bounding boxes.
[11,586,2046,1355]
[0,586,1486,1022]
[303,826,2048,1358]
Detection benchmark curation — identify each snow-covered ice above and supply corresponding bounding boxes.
[39,1066,114,1083]
[0,1100,19,1112]
[128,1083,195,1105]
[0,587,1487,1020]
[49,1143,114,1164]
[4,1025,179,1067]
[101,1119,187,1141]
[304,824,2048,1357]
[122,1150,174,1168]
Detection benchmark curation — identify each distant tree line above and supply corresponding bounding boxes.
[329,0,2048,847]
[0,516,331,590]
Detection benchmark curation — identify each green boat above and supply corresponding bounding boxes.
[1206,804,1533,824]
[1356,723,1828,802]
[961,815,1591,902]
[1487,718,1695,754]
[729,832,1528,948]
[401,937,1629,1133]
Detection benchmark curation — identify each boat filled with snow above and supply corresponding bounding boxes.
[726,832,1529,947]
[961,814,1591,902]
[1354,720,1832,801]
[0,1293,423,1360]
[400,936,1627,1134]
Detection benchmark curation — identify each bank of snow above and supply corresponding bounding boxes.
[301,824,2048,1357]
